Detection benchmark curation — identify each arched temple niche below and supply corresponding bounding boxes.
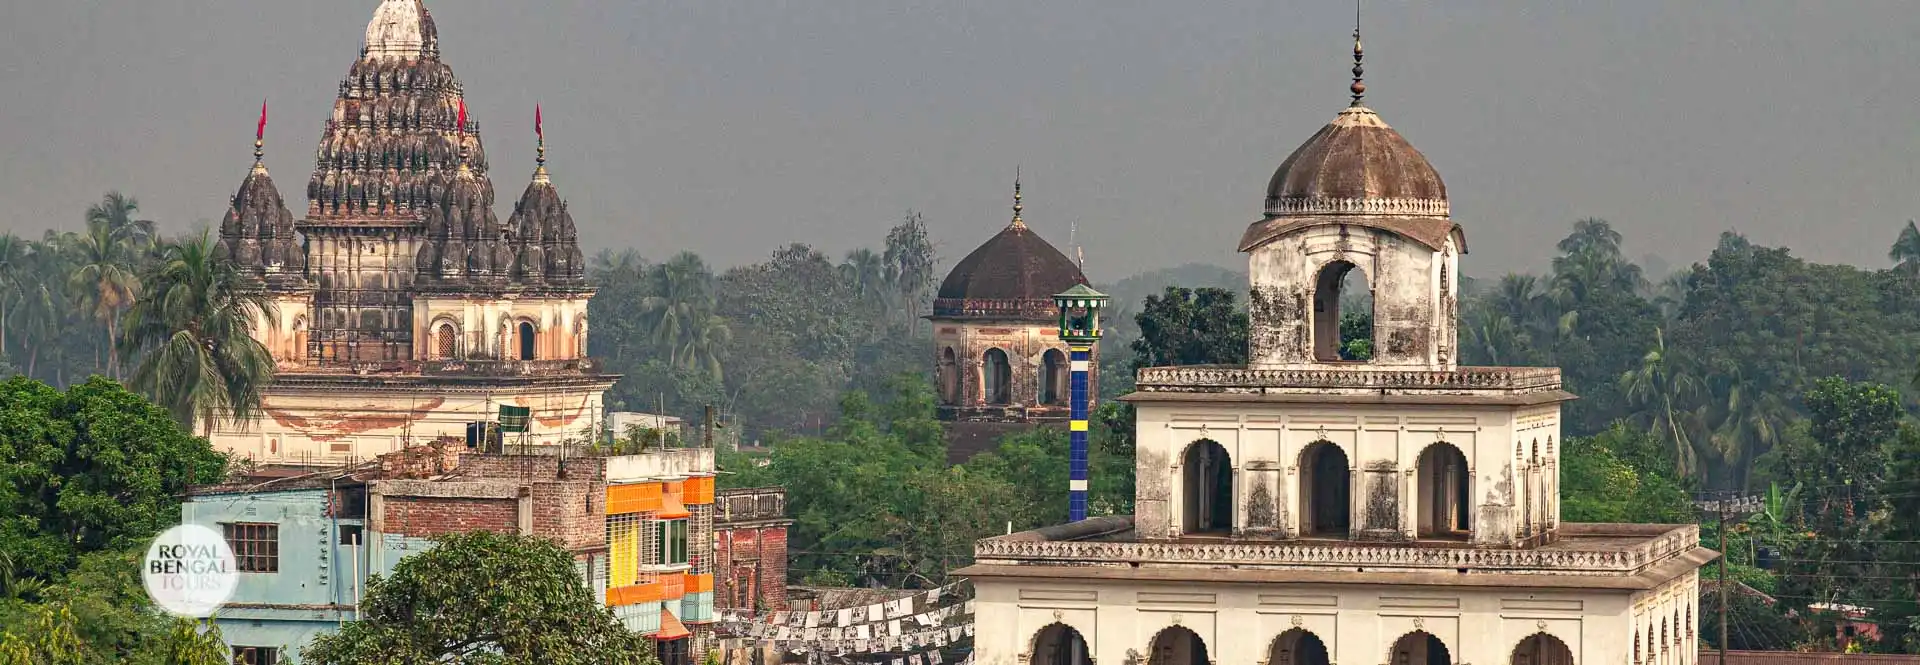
[1310,258,1375,362]
[1030,623,1091,665]
[1181,439,1233,535]
[1147,625,1208,665]
[1040,348,1067,406]
[516,319,538,360]
[1298,440,1351,537]
[1268,628,1331,665]
[431,318,459,359]
[1387,630,1452,665]
[983,347,1013,405]
[1509,632,1574,665]
[1415,441,1471,539]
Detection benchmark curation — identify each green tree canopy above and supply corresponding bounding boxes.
[302,531,655,665]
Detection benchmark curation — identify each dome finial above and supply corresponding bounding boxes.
[1350,0,1366,106]
[533,104,549,184]
[1010,167,1026,229]
[455,98,473,179]
[251,98,269,175]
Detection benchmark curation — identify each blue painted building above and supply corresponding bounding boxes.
[181,483,368,664]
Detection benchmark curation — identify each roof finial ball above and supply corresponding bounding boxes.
[1010,168,1026,229]
[1350,1,1366,106]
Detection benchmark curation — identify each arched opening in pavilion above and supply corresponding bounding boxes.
[1040,349,1068,405]
[434,322,458,359]
[1312,259,1374,362]
[1299,441,1351,537]
[1269,628,1332,665]
[1182,439,1233,535]
[1509,632,1573,665]
[1148,626,1209,665]
[938,347,959,404]
[1416,441,1472,538]
[1388,631,1452,665]
[517,321,537,360]
[983,348,1012,405]
[1031,623,1091,665]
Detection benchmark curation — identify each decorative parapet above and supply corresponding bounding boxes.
[931,297,1058,321]
[974,524,1699,577]
[1263,196,1451,218]
[1133,365,1561,394]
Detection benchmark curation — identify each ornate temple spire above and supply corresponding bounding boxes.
[364,0,438,62]
[1009,169,1026,230]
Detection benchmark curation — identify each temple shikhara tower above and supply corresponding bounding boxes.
[960,28,1714,665]
[211,0,612,467]
[930,180,1094,460]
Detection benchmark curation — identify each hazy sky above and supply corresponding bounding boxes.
[3,1,1917,282]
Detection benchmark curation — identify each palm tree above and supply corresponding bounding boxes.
[1705,370,1792,490]
[120,232,275,432]
[0,233,25,352]
[840,248,892,314]
[641,252,727,380]
[14,238,72,379]
[1890,220,1920,274]
[1619,327,1705,480]
[69,218,141,378]
[1556,218,1625,259]
[85,191,157,251]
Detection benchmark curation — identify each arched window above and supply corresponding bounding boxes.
[938,347,959,404]
[982,348,1012,405]
[1509,632,1573,665]
[1312,260,1374,362]
[1031,623,1091,665]
[1300,441,1351,537]
[1269,628,1332,665]
[435,323,457,359]
[517,321,537,360]
[1417,442,1472,538]
[1388,631,1451,665]
[1040,349,1067,405]
[1148,626,1209,665]
[1182,440,1232,535]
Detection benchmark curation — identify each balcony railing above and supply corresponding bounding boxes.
[1133,365,1561,393]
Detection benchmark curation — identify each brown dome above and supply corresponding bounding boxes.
[933,222,1086,320]
[1264,105,1448,216]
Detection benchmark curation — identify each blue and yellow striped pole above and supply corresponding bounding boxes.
[1068,341,1094,522]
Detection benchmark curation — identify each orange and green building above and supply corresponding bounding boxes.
[602,447,717,663]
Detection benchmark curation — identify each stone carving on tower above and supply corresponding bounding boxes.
[202,0,612,468]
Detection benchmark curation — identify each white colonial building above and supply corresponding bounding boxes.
[959,34,1714,665]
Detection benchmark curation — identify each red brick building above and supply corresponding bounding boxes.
[714,487,791,615]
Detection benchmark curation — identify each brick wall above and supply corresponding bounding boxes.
[457,453,561,481]
[379,437,464,478]
[715,524,788,612]
[383,496,518,537]
[531,480,606,552]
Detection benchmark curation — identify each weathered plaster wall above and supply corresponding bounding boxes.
[206,379,611,467]
[1245,224,1458,371]
[1133,398,1560,547]
[931,319,1093,420]
[971,575,1662,665]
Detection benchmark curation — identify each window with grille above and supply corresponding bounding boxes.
[658,519,688,565]
[689,503,713,574]
[223,523,280,573]
[435,324,456,359]
[233,646,279,664]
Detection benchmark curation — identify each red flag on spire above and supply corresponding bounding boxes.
[535,104,543,140]
[457,99,467,136]
[257,99,268,141]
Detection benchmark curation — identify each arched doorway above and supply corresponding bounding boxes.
[1416,442,1471,538]
[517,321,537,360]
[1509,632,1573,665]
[1388,631,1451,665]
[1269,628,1332,665]
[1312,260,1374,362]
[1148,626,1209,665]
[1182,440,1232,535]
[938,347,959,404]
[1031,623,1091,665]
[983,348,1012,405]
[1299,441,1351,537]
[1040,349,1067,405]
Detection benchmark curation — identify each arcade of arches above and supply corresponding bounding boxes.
[1171,437,1477,541]
[1028,624,1576,665]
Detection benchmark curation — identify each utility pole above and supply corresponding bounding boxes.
[1728,488,1743,665]
[704,404,716,449]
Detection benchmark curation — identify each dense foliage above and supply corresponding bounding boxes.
[303,531,657,665]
